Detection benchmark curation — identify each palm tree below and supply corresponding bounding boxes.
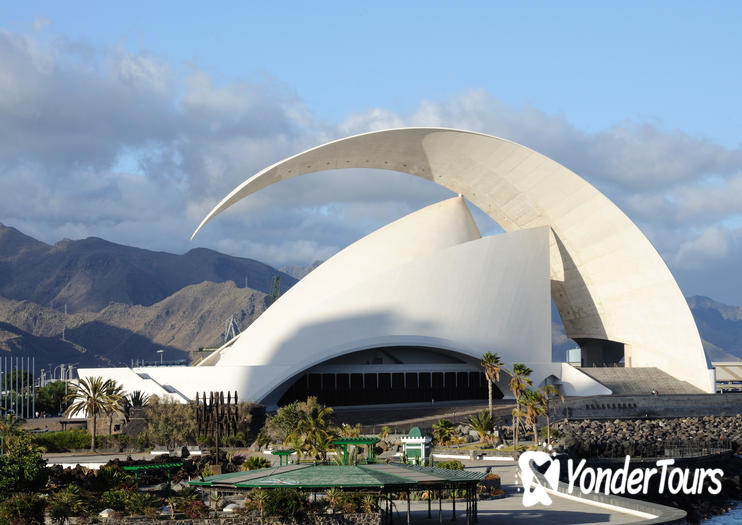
[64,377,124,452]
[105,381,126,437]
[510,406,526,450]
[480,352,504,416]
[124,390,151,412]
[246,489,269,524]
[520,389,546,445]
[432,419,455,446]
[538,384,565,445]
[508,363,533,451]
[285,403,336,461]
[285,434,305,463]
[339,422,361,438]
[312,433,336,462]
[466,410,494,444]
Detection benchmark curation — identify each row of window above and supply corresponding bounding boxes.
[278,371,502,406]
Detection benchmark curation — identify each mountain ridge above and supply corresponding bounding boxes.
[0,223,297,313]
[0,281,267,367]
[0,225,740,368]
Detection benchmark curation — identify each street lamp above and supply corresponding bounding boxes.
[157,349,164,365]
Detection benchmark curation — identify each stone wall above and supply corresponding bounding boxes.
[124,407,147,437]
[563,392,742,420]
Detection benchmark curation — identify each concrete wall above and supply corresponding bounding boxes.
[564,393,742,420]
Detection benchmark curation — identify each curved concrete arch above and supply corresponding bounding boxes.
[194,128,713,392]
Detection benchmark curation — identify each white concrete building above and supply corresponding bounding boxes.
[79,128,714,406]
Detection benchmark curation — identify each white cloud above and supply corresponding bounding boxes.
[671,226,730,270]
[1,30,742,304]
[33,17,51,31]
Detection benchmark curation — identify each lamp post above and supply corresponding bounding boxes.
[157,349,164,365]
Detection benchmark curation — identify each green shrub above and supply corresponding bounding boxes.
[0,493,46,525]
[126,492,162,515]
[0,433,48,500]
[170,487,206,518]
[323,488,369,513]
[36,430,130,454]
[221,432,249,447]
[263,488,307,522]
[48,486,85,524]
[100,487,161,516]
[33,430,91,452]
[435,460,464,470]
[242,456,272,470]
[100,487,133,512]
[95,433,130,450]
[95,464,132,492]
[182,499,209,518]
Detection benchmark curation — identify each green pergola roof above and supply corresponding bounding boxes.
[237,465,410,488]
[333,437,380,445]
[190,463,484,490]
[121,462,183,472]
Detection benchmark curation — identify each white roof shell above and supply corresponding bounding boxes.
[194,128,713,393]
[80,197,577,404]
[198,197,553,405]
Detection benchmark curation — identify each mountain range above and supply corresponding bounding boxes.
[0,223,740,370]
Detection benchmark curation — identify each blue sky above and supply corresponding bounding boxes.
[1,2,742,303]
[6,2,741,144]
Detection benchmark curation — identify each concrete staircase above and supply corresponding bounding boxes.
[577,367,705,395]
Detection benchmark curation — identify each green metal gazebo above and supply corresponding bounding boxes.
[191,463,485,525]
[333,436,380,464]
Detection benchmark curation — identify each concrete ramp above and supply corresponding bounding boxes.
[578,367,705,395]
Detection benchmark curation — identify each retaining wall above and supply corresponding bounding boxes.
[563,393,742,420]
